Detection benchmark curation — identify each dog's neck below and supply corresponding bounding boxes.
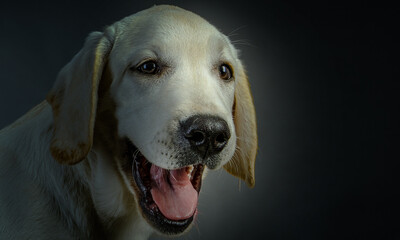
[2,102,102,238]
[2,102,99,238]
[1,101,155,239]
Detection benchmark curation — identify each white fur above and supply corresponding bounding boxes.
[0,5,250,239]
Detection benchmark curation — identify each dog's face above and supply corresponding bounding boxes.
[111,8,236,170]
[47,5,257,237]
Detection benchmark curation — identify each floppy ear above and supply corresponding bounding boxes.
[46,28,115,165]
[224,62,258,188]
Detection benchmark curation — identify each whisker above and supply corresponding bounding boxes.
[227,25,247,37]
[231,39,255,48]
[170,171,177,182]
[132,149,140,159]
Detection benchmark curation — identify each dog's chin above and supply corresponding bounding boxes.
[123,139,204,235]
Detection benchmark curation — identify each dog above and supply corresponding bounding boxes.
[0,5,257,239]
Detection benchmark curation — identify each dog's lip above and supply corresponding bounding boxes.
[127,139,204,234]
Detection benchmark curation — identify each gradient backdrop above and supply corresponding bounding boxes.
[1,1,398,240]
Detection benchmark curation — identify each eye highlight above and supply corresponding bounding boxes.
[219,64,233,81]
[136,60,160,74]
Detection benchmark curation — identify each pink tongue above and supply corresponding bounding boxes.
[150,165,198,220]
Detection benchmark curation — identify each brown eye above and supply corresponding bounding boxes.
[137,61,160,74]
[219,64,233,80]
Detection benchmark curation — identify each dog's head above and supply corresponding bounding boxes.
[47,5,257,236]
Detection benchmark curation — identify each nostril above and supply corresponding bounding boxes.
[185,130,206,145]
[212,132,229,151]
[215,133,228,144]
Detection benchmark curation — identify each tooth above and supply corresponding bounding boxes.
[187,165,194,178]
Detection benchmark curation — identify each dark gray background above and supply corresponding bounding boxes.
[1,1,399,240]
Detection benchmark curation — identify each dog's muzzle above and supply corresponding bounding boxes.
[124,115,231,235]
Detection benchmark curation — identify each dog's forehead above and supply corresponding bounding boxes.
[112,5,230,57]
[121,5,218,36]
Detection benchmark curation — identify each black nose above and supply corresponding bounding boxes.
[181,115,231,158]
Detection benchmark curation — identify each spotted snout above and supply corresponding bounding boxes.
[173,114,232,169]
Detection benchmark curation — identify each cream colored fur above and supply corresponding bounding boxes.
[0,5,257,239]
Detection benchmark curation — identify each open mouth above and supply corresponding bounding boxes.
[125,140,204,234]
